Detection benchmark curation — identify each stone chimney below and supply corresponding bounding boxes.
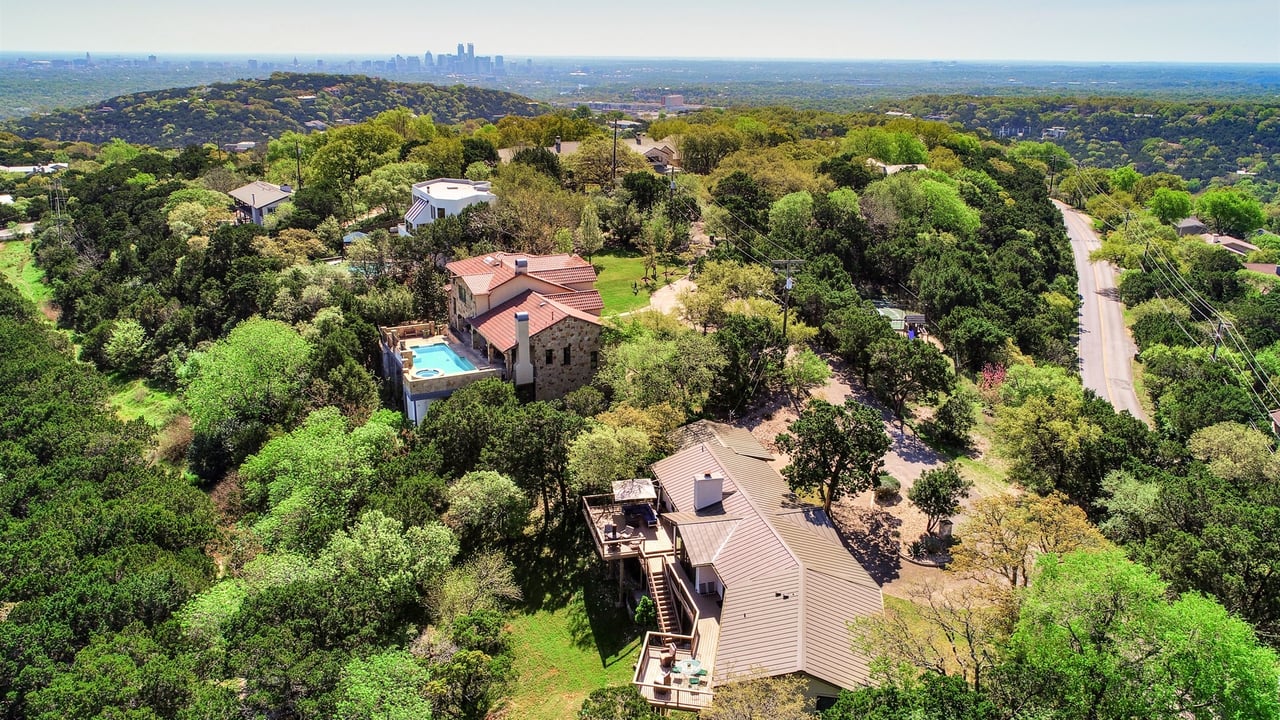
[513,311,533,386]
[514,257,528,275]
[693,472,724,511]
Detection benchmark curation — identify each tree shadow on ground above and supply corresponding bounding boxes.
[567,563,645,666]
[510,513,593,615]
[511,510,643,667]
[828,503,903,586]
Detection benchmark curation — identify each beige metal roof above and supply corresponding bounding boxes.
[669,420,774,460]
[677,518,741,566]
[801,569,881,688]
[651,435,882,691]
[715,572,803,681]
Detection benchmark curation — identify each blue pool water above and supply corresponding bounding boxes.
[411,343,477,376]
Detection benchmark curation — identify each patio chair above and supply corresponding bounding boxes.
[689,676,700,687]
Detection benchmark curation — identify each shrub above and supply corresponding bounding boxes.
[634,595,656,627]
[874,474,901,501]
[922,386,979,448]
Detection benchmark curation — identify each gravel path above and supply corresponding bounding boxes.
[729,357,1005,598]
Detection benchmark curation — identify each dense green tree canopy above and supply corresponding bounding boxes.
[777,397,891,513]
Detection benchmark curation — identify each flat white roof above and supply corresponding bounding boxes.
[415,178,494,202]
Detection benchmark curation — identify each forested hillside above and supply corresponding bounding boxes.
[4,73,543,147]
[2,99,1279,719]
[876,95,1280,185]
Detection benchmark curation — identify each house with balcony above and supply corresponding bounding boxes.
[581,421,883,713]
[228,180,293,225]
[445,252,603,401]
[402,178,496,234]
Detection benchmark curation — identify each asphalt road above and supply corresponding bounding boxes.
[1057,200,1148,421]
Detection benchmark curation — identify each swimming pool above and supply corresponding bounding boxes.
[411,343,477,376]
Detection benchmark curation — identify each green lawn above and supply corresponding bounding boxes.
[591,250,683,316]
[0,239,53,306]
[503,523,645,719]
[107,378,185,429]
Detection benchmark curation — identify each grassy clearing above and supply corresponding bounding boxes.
[591,249,682,316]
[107,378,185,429]
[0,239,52,306]
[505,592,642,719]
[503,522,645,719]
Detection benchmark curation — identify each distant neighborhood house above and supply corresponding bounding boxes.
[496,134,681,173]
[866,158,927,176]
[1203,233,1259,257]
[228,180,293,226]
[401,178,496,235]
[1176,216,1209,236]
[0,163,69,175]
[582,421,883,712]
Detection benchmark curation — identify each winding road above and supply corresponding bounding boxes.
[1057,200,1147,421]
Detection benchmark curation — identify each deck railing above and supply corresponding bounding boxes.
[581,494,639,556]
[632,630,713,710]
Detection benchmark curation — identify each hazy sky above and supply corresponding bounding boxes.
[2,0,1277,63]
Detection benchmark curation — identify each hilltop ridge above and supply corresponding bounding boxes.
[4,72,544,147]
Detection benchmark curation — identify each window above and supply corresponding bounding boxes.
[590,350,598,369]
[436,207,446,219]
[545,349,554,365]
[562,346,571,365]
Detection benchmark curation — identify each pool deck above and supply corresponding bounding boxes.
[398,334,501,396]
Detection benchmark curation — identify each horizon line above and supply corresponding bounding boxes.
[2,51,1278,67]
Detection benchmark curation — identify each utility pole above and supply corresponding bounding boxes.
[772,259,804,343]
[668,167,676,249]
[782,273,794,341]
[610,117,619,185]
[1212,319,1229,360]
[295,138,303,190]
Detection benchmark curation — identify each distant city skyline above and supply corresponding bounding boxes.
[2,0,1278,64]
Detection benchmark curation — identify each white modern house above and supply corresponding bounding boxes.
[402,178,497,233]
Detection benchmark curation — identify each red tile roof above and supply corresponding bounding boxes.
[544,290,605,313]
[445,252,596,294]
[530,266,600,286]
[471,291,602,351]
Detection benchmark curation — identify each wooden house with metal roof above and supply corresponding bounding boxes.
[582,421,883,712]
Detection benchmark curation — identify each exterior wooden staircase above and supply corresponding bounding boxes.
[645,556,678,635]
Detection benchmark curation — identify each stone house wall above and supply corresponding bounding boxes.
[529,315,601,400]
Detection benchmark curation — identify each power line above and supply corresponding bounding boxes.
[1066,160,1280,431]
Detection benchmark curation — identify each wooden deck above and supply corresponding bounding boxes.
[631,560,722,711]
[582,495,673,560]
[633,633,715,711]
